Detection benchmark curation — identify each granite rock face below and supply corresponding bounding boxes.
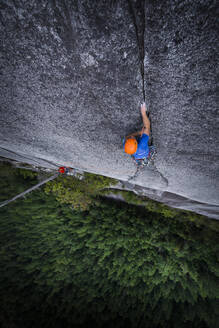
[143,0,218,207]
[0,0,218,218]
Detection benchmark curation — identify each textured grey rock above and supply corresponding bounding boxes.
[0,0,142,175]
[0,0,218,218]
[143,0,219,206]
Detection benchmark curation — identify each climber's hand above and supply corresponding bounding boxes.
[140,102,147,115]
[140,102,150,136]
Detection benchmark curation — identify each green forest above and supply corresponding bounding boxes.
[0,162,218,328]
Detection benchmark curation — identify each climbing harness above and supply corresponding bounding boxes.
[127,145,157,182]
[123,133,157,179]
[132,145,156,168]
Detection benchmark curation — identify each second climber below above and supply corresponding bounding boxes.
[123,103,156,167]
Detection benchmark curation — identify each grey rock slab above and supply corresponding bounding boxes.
[0,0,142,176]
[0,0,218,218]
[143,0,219,206]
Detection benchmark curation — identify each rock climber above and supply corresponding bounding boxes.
[58,166,72,175]
[124,103,155,166]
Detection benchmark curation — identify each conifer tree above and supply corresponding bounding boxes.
[0,162,218,328]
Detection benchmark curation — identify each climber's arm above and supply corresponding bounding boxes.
[125,103,150,139]
[125,130,141,139]
[141,103,150,136]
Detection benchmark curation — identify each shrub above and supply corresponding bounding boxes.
[44,172,117,210]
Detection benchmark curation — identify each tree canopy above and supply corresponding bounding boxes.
[0,162,218,328]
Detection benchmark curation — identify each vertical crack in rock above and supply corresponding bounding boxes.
[127,1,169,187]
[126,0,146,182]
[128,0,145,101]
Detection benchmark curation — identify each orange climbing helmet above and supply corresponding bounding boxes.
[124,138,138,155]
